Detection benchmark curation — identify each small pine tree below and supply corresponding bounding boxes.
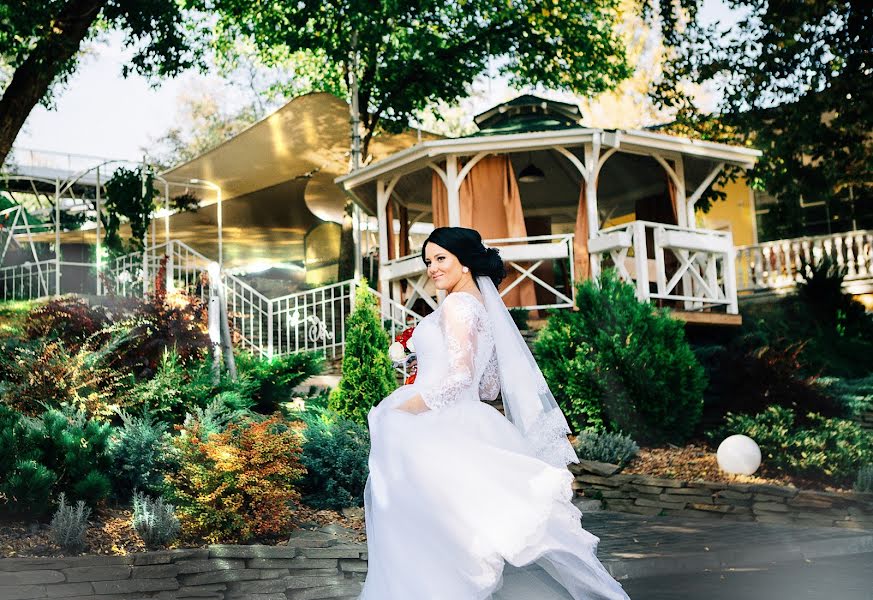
[329,280,397,423]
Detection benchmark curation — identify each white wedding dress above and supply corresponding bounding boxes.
[360,291,630,600]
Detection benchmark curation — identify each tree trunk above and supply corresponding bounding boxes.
[0,0,106,169]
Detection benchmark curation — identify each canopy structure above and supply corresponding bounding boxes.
[8,93,430,281]
[336,95,762,317]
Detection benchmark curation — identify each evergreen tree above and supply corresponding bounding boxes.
[329,280,396,423]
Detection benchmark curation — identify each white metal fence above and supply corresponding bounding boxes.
[0,238,421,361]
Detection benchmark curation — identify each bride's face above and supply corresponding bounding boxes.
[424,242,465,291]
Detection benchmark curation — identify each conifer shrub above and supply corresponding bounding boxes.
[34,406,114,505]
[164,413,306,543]
[235,351,324,414]
[535,270,706,444]
[110,409,170,497]
[329,281,396,424]
[298,408,370,510]
[0,404,55,516]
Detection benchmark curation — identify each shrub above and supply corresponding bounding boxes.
[109,279,210,378]
[536,270,706,443]
[573,430,639,466]
[298,408,370,510]
[24,297,110,351]
[816,375,873,419]
[0,404,55,517]
[719,406,873,484]
[50,493,90,552]
[695,341,846,432]
[855,465,873,493]
[509,307,530,330]
[110,409,170,497]
[164,413,306,543]
[132,492,181,548]
[329,281,396,424]
[235,351,324,414]
[739,259,873,378]
[34,406,114,505]
[2,340,129,418]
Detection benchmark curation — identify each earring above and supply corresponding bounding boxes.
[462,267,469,273]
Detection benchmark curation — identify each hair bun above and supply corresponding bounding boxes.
[472,246,506,287]
[421,227,507,287]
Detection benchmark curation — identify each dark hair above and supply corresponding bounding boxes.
[421,227,506,286]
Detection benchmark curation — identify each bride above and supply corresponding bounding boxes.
[360,227,630,600]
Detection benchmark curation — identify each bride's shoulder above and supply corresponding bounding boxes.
[441,291,487,320]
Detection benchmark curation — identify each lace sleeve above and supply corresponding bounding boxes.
[479,350,500,401]
[419,294,479,411]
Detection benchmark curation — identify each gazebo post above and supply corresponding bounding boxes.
[376,178,390,319]
[584,139,601,280]
[445,155,461,227]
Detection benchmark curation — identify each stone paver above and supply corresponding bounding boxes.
[579,511,873,580]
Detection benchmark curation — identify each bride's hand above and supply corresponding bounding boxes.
[396,393,429,414]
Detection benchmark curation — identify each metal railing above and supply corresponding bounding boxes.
[736,230,873,294]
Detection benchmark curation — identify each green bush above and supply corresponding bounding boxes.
[573,430,639,466]
[536,270,706,444]
[34,406,114,505]
[298,408,370,510]
[329,281,396,424]
[719,406,873,484]
[509,307,530,330]
[235,351,324,414]
[110,409,170,498]
[0,404,55,516]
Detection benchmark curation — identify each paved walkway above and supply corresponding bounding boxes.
[580,511,873,580]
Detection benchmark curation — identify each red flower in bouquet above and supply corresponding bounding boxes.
[389,326,417,384]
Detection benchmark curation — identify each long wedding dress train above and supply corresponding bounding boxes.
[360,291,630,600]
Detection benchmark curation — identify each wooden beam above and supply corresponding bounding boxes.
[670,310,742,326]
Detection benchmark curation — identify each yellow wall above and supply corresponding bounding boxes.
[696,175,758,247]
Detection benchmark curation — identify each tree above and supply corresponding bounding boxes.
[0,0,201,169]
[196,0,636,277]
[328,280,397,424]
[651,0,872,228]
[199,0,633,159]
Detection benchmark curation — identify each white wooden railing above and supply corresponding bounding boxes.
[589,220,738,313]
[379,233,576,313]
[736,231,873,294]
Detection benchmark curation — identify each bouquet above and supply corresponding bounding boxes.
[389,327,417,384]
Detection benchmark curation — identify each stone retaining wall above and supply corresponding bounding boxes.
[572,460,873,529]
[0,533,367,600]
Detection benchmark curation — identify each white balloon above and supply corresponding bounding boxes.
[717,434,762,476]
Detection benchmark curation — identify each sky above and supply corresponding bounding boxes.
[12,0,739,165]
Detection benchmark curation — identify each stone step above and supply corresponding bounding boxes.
[573,497,604,513]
